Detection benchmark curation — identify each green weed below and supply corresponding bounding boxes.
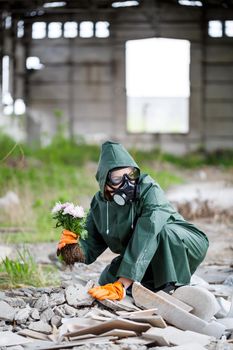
[0,248,60,288]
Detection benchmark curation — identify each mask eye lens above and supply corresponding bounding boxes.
[128,168,140,181]
[107,167,140,186]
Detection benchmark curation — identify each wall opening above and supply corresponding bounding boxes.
[126,38,190,133]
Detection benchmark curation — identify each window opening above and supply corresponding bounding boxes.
[48,22,62,38]
[225,20,233,37]
[17,20,24,38]
[208,20,223,37]
[126,38,190,134]
[32,22,46,39]
[64,21,78,38]
[95,21,110,38]
[80,21,94,38]
[26,57,44,70]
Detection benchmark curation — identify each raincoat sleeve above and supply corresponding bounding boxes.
[79,209,107,265]
[116,184,174,282]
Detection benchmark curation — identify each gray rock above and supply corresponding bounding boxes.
[63,304,77,316]
[0,291,6,299]
[65,281,94,307]
[0,300,16,321]
[49,292,65,307]
[28,320,52,334]
[4,297,27,308]
[53,305,66,317]
[40,307,54,322]
[51,315,62,327]
[30,308,40,320]
[15,306,31,324]
[34,294,49,311]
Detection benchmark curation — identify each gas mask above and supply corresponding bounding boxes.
[106,167,140,206]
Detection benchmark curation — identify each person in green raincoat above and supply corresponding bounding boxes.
[58,141,209,300]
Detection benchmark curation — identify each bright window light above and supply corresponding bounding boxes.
[43,1,66,8]
[3,105,14,115]
[80,21,94,38]
[17,20,24,38]
[14,99,26,115]
[2,56,10,105]
[112,1,139,7]
[126,38,190,134]
[225,20,233,37]
[95,21,110,38]
[5,16,12,29]
[208,20,223,37]
[32,22,46,39]
[178,0,202,6]
[48,22,62,38]
[64,21,78,38]
[26,57,44,70]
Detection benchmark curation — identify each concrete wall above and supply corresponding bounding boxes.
[1,3,233,153]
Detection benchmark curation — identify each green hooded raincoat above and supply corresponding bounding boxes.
[80,141,209,290]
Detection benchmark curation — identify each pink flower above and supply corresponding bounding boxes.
[51,202,63,214]
[62,203,75,216]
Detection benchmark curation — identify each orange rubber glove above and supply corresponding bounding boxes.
[88,281,125,301]
[57,229,79,251]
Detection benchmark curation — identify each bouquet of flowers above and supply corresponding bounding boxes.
[52,202,88,265]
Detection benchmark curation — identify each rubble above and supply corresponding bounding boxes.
[0,277,232,350]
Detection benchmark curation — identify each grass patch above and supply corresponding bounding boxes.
[0,248,60,288]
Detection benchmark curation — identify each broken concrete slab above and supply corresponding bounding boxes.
[127,315,167,328]
[157,290,193,313]
[132,282,225,338]
[117,308,158,318]
[142,326,212,346]
[17,329,49,341]
[100,328,137,338]
[0,331,32,347]
[151,344,208,350]
[64,318,151,338]
[173,285,220,321]
[217,318,233,330]
[99,294,140,312]
[0,300,16,321]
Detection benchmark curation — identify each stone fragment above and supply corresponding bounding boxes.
[157,290,193,313]
[34,294,49,311]
[30,308,40,320]
[63,304,77,316]
[65,281,94,307]
[15,306,31,324]
[217,318,233,330]
[132,282,225,338]
[18,329,49,341]
[0,300,16,321]
[142,326,212,346]
[49,292,65,307]
[51,315,62,328]
[173,285,220,321]
[40,307,54,322]
[4,297,26,308]
[53,305,66,317]
[28,320,52,334]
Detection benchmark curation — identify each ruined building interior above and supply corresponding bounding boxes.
[0,0,233,154]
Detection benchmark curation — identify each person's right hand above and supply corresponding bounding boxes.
[57,229,79,252]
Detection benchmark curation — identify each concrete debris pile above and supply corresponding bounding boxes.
[167,181,233,222]
[0,278,233,350]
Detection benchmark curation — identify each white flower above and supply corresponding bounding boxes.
[62,203,75,216]
[51,202,63,214]
[73,205,85,218]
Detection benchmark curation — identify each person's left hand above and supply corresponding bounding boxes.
[88,281,125,301]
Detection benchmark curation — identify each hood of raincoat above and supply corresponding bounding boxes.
[95,141,140,195]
